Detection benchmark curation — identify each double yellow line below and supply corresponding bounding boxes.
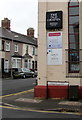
[0,105,82,115]
[0,89,82,115]
[0,89,34,98]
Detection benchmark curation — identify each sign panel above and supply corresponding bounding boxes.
[48,82,69,86]
[47,49,62,65]
[47,32,62,49]
[46,11,63,29]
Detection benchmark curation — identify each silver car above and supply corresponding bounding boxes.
[13,68,35,79]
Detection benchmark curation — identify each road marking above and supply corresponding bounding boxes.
[0,89,34,98]
[0,105,82,115]
[2,103,18,107]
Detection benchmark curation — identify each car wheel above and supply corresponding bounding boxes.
[32,74,35,78]
[22,74,26,79]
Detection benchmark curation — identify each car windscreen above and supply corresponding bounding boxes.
[21,68,30,72]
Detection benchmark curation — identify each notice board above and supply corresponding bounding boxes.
[47,32,62,65]
[47,32,62,49]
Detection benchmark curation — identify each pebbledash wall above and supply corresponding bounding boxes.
[34,0,82,100]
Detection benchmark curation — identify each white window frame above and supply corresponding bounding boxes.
[6,41,10,51]
[32,46,35,55]
[24,59,28,68]
[15,44,18,52]
[24,59,31,69]
[4,60,9,72]
[12,58,21,68]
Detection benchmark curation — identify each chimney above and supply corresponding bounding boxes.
[1,18,10,30]
[27,28,34,38]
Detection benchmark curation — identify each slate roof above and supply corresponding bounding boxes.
[0,27,37,46]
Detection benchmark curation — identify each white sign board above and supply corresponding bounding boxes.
[48,82,69,86]
[47,32,62,49]
[47,49,62,65]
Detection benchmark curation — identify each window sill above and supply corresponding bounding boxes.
[5,50,10,52]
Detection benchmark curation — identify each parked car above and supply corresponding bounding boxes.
[30,69,38,77]
[12,68,35,79]
[34,70,38,77]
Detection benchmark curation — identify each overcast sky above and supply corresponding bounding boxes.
[0,0,38,37]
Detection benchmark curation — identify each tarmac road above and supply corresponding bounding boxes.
[2,78,36,95]
[2,106,81,119]
[1,78,82,119]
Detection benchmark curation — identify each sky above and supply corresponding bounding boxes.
[0,0,38,38]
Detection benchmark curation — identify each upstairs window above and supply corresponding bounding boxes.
[15,44,18,52]
[68,0,79,73]
[32,47,35,55]
[26,45,29,54]
[6,41,10,51]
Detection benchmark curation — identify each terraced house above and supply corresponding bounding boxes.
[0,18,37,78]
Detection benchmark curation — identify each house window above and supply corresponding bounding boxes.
[29,60,31,69]
[15,44,18,52]
[68,0,79,73]
[32,47,35,55]
[6,41,10,51]
[24,60,28,68]
[12,58,21,68]
[4,60,9,72]
[26,45,29,54]
[24,59,31,69]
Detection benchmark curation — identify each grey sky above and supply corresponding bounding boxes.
[0,0,38,37]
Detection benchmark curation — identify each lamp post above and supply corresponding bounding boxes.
[10,34,18,78]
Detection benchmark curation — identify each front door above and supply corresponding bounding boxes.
[1,58,4,73]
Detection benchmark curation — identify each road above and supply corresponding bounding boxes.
[2,107,81,119]
[1,78,82,119]
[2,78,36,95]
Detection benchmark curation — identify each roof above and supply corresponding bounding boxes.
[12,52,23,58]
[23,53,33,59]
[0,27,37,46]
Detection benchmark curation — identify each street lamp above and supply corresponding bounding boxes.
[10,34,19,78]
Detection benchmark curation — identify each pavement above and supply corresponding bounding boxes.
[2,89,82,114]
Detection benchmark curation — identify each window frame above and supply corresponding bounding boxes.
[4,60,9,73]
[15,44,18,52]
[68,0,79,73]
[6,41,10,51]
[12,58,21,68]
[32,46,35,55]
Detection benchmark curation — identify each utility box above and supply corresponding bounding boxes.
[69,85,79,101]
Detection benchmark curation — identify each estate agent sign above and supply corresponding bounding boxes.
[46,11,63,29]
